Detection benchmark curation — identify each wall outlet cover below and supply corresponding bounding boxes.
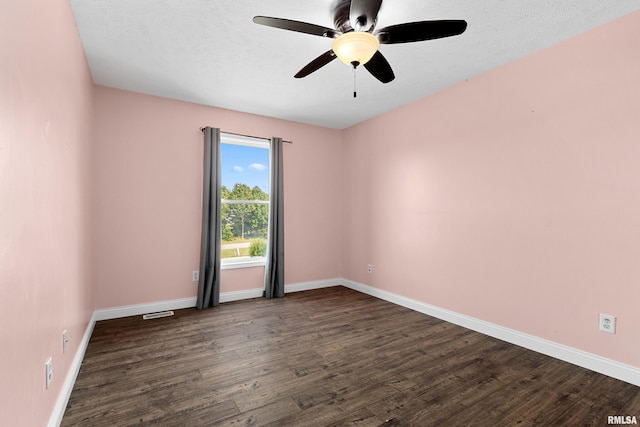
[45,357,53,389]
[599,314,616,334]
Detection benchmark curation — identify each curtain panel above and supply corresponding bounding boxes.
[264,137,285,298]
[197,127,222,309]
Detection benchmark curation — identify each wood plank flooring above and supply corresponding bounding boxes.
[62,286,640,426]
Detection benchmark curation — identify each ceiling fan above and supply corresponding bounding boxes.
[253,0,467,84]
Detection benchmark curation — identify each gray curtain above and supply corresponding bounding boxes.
[264,137,285,298]
[197,127,221,309]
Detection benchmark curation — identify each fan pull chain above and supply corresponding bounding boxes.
[353,64,357,98]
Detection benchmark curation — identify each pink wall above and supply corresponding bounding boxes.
[341,11,640,368]
[0,0,95,425]
[93,87,342,308]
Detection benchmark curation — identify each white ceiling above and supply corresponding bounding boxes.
[69,0,639,130]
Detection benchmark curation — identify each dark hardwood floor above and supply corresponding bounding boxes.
[62,286,640,426]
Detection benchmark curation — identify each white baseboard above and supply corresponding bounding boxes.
[93,278,342,321]
[220,288,264,303]
[286,278,343,293]
[340,279,640,387]
[219,279,340,302]
[94,297,198,321]
[48,312,97,427]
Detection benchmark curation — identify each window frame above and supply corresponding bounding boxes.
[219,132,271,270]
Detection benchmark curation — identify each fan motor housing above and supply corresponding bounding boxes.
[333,0,353,33]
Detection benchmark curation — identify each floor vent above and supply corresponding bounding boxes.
[142,311,174,320]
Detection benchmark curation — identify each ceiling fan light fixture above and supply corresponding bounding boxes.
[332,31,379,66]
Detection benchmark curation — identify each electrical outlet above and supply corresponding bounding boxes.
[45,357,53,389]
[192,270,199,281]
[599,314,616,334]
[367,264,372,274]
[63,330,68,354]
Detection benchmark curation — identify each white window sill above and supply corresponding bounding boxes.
[221,257,266,270]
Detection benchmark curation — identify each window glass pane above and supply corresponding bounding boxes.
[220,141,269,263]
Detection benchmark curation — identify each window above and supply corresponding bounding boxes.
[220,133,270,269]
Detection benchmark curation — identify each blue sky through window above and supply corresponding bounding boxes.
[221,143,269,194]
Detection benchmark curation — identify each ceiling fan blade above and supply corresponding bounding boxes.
[376,20,467,44]
[295,50,338,78]
[364,50,395,83]
[253,16,339,38]
[349,0,383,31]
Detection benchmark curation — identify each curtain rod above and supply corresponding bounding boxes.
[199,127,293,144]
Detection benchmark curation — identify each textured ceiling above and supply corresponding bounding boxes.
[69,0,639,129]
